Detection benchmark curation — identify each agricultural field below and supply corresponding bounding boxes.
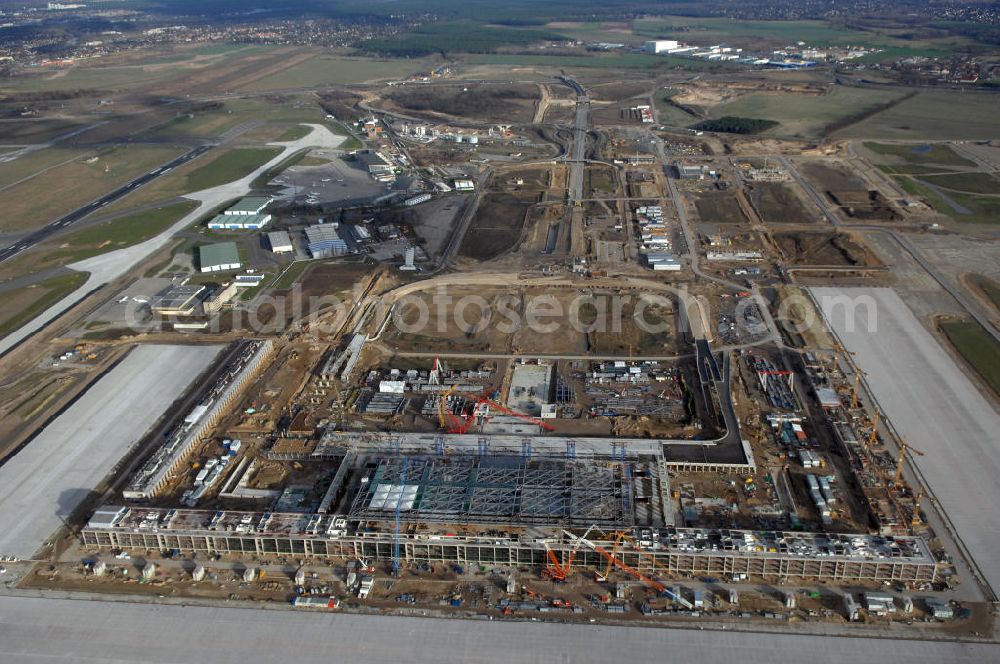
[940,319,1000,398]
[542,21,646,46]
[837,91,1000,140]
[707,87,904,139]
[0,272,88,338]
[0,145,185,233]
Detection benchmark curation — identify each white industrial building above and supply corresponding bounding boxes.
[404,193,432,207]
[645,251,682,271]
[644,40,680,54]
[198,242,242,273]
[305,224,348,259]
[225,197,271,216]
[267,230,294,254]
[207,197,272,230]
[208,213,271,230]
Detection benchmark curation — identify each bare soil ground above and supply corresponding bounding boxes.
[773,231,881,267]
[459,192,536,261]
[694,192,748,225]
[746,183,816,224]
[381,83,539,124]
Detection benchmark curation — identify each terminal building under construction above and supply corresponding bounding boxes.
[83,447,939,585]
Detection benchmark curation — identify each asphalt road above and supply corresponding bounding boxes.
[0,143,213,265]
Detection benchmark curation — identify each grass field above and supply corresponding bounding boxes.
[0,119,83,144]
[653,93,700,126]
[0,201,197,281]
[0,145,185,233]
[864,142,977,168]
[0,148,89,191]
[0,272,89,338]
[940,320,1000,398]
[970,274,1000,314]
[708,87,904,139]
[920,172,1000,195]
[277,125,311,141]
[271,260,311,290]
[896,176,1000,225]
[877,163,961,176]
[51,201,198,260]
[141,97,324,140]
[0,65,173,93]
[242,55,425,90]
[467,52,730,71]
[837,91,1000,140]
[182,147,281,191]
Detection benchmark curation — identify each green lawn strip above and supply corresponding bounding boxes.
[183,147,282,191]
[0,271,89,337]
[940,320,1000,398]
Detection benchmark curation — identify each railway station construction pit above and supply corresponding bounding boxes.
[383,286,678,356]
[773,232,881,268]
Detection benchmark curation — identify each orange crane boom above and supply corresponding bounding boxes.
[562,530,666,593]
[478,398,557,431]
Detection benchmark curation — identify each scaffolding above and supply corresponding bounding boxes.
[347,456,634,528]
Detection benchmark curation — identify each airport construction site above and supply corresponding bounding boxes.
[3,78,992,637]
[50,293,955,626]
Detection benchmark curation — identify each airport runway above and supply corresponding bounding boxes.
[0,144,213,265]
[0,344,222,560]
[813,286,1000,598]
[0,595,995,664]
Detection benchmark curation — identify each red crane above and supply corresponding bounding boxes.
[444,386,557,434]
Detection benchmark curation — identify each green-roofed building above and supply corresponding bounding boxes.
[198,242,242,273]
